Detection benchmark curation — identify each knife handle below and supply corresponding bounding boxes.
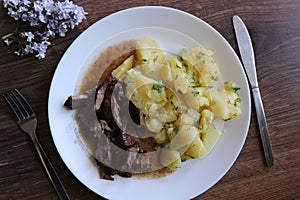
[252,87,274,166]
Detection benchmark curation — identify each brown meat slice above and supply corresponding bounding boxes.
[64,88,95,109]
[65,73,160,180]
[95,76,115,111]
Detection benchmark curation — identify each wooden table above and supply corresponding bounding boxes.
[0,0,299,199]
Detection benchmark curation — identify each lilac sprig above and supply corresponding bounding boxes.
[2,0,87,59]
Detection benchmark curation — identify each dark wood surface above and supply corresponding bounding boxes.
[1,0,299,199]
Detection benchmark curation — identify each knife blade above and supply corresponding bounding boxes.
[233,15,274,166]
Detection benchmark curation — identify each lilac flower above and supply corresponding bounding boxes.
[3,0,20,8]
[23,32,35,42]
[32,40,51,59]
[14,50,21,56]
[23,0,30,6]
[4,39,12,46]
[2,0,87,59]
[4,0,31,21]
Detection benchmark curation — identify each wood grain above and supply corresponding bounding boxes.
[0,0,299,199]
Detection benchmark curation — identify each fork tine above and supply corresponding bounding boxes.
[2,89,33,122]
[12,89,34,116]
[2,91,23,121]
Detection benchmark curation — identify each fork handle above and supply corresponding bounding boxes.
[32,138,70,200]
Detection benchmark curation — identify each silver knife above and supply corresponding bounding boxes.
[233,15,274,166]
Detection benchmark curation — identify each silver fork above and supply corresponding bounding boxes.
[2,89,70,200]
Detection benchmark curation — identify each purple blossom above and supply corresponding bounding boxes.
[33,40,51,59]
[4,39,12,46]
[23,32,35,42]
[2,0,87,58]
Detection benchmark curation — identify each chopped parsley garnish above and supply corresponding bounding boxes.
[232,87,241,92]
[191,90,200,97]
[234,97,241,106]
[152,82,163,93]
[153,55,158,63]
[197,52,205,59]
[211,75,218,81]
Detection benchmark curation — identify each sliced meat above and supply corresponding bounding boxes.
[64,88,95,109]
[95,76,115,111]
[65,72,160,180]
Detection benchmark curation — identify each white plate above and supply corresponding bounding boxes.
[48,6,251,200]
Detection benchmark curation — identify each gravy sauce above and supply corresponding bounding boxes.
[75,40,171,179]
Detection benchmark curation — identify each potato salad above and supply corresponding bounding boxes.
[111,36,241,171]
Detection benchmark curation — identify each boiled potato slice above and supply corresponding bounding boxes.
[136,36,168,74]
[224,82,242,119]
[203,125,222,153]
[170,125,198,150]
[165,123,177,141]
[210,88,228,119]
[169,56,190,94]
[171,67,190,94]
[180,46,214,64]
[198,143,208,158]
[183,87,210,110]
[163,101,178,122]
[154,129,167,144]
[124,69,154,97]
[185,136,203,158]
[159,63,173,83]
[174,108,200,128]
[160,148,180,167]
[194,60,219,87]
[147,82,166,104]
[199,109,214,134]
[180,46,219,87]
[165,87,182,113]
[112,55,134,80]
[181,154,192,162]
[145,116,164,133]
[169,55,184,71]
[168,157,181,170]
[174,113,193,128]
[210,82,241,120]
[124,69,167,109]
